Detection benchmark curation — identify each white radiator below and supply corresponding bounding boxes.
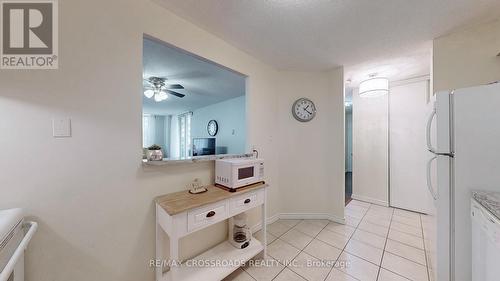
[0,208,37,281]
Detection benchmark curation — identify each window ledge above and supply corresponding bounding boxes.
[142,153,254,166]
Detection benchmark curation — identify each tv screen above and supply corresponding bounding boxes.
[192,138,216,156]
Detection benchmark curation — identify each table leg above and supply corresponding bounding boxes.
[155,217,163,281]
[261,189,267,258]
[169,233,179,281]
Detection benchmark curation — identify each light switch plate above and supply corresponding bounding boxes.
[52,118,71,137]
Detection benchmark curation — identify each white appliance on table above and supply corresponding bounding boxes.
[470,197,500,281]
[215,158,264,191]
[426,82,500,281]
[0,209,37,281]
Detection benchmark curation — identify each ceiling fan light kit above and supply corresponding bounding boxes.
[143,76,186,102]
[144,89,155,99]
[153,91,168,102]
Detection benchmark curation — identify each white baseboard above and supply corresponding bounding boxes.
[251,213,280,233]
[279,213,345,224]
[351,194,389,207]
[251,212,345,233]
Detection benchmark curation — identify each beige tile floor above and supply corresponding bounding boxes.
[224,200,431,281]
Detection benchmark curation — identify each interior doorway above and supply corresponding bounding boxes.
[345,88,353,205]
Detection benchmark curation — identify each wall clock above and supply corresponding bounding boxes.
[207,120,218,136]
[292,98,316,122]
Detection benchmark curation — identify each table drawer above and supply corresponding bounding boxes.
[187,202,227,232]
[230,190,263,215]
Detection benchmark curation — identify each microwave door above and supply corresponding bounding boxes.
[234,165,256,188]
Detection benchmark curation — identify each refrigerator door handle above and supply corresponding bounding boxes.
[426,155,439,200]
[426,103,437,154]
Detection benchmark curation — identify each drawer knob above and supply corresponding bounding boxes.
[206,211,216,218]
[244,199,251,204]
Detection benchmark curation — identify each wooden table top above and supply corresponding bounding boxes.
[155,182,267,215]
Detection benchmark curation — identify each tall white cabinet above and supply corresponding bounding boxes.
[352,77,434,213]
[352,88,389,205]
[389,79,435,214]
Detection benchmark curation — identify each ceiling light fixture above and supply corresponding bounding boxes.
[144,89,155,99]
[143,76,185,102]
[157,91,168,100]
[153,91,168,102]
[359,75,389,98]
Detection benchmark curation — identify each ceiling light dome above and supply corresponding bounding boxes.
[144,89,155,99]
[154,93,163,102]
[359,77,389,97]
[157,91,168,101]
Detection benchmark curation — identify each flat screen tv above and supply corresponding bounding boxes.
[192,138,216,156]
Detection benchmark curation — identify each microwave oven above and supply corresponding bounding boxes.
[215,158,264,191]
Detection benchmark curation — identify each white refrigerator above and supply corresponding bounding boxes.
[426,82,500,281]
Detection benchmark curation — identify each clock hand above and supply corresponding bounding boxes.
[304,108,312,115]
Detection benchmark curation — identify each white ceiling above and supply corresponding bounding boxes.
[143,37,246,115]
[345,42,432,86]
[155,0,500,82]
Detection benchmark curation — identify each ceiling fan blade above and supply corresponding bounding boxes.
[167,90,185,98]
[166,84,184,89]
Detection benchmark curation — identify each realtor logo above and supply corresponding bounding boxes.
[1,0,58,69]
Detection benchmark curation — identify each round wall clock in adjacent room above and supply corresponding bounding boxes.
[207,120,218,136]
[292,98,316,122]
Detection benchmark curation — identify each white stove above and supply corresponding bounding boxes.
[471,197,500,281]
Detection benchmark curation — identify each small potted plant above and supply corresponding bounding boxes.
[147,144,163,161]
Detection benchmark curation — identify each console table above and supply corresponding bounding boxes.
[154,183,268,281]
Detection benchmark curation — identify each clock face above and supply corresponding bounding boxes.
[292,98,316,122]
[207,120,218,136]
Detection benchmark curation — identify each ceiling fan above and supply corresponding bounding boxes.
[143,76,186,102]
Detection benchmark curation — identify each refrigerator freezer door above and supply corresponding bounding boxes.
[426,103,437,153]
[451,83,500,281]
[436,91,452,155]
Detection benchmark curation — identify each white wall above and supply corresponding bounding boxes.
[0,1,281,280]
[352,89,389,205]
[433,18,500,92]
[191,95,246,154]
[277,69,345,220]
[0,1,345,280]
